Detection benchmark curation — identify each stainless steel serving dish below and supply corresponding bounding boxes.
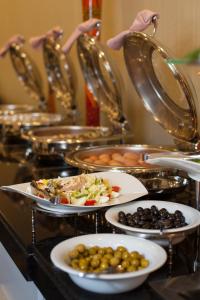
[0,112,63,141]
[65,145,188,193]
[0,104,35,115]
[22,126,129,156]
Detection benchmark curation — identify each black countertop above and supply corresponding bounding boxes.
[0,150,199,300]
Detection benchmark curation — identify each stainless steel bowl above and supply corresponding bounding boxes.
[65,144,188,193]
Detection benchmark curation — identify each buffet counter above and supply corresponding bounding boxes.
[0,156,198,300]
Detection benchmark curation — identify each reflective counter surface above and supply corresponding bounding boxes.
[0,145,199,300]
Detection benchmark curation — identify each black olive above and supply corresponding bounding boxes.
[137,207,143,213]
[126,213,132,219]
[118,211,126,218]
[144,208,151,215]
[151,205,158,211]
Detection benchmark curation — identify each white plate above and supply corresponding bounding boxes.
[105,200,200,237]
[147,154,200,181]
[50,233,167,293]
[1,172,148,214]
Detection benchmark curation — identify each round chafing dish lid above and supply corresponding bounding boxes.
[22,125,115,144]
[0,104,35,115]
[123,32,198,143]
[0,113,62,127]
[77,34,125,123]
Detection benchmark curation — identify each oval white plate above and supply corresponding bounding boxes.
[1,171,148,214]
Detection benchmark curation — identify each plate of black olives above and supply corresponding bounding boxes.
[105,201,200,242]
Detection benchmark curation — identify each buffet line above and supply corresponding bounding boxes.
[1,9,200,296]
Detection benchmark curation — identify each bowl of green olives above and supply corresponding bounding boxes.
[50,233,167,294]
[105,201,200,245]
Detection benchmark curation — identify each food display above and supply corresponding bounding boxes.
[82,150,150,167]
[68,244,149,274]
[31,174,120,206]
[118,206,188,230]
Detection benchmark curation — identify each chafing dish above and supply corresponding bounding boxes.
[22,126,127,157]
[65,145,188,193]
[0,104,35,115]
[0,112,63,142]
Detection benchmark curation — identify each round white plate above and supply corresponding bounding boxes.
[105,200,200,236]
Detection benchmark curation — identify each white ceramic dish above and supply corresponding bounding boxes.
[147,153,200,181]
[105,200,200,244]
[50,233,167,294]
[1,172,148,214]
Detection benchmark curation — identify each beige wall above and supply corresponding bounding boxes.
[0,0,200,145]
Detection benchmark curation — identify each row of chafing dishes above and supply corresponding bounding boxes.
[1,16,200,193]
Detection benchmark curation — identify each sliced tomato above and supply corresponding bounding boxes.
[38,193,45,198]
[60,197,69,204]
[112,186,120,192]
[84,199,96,206]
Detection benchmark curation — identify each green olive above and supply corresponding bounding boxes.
[105,247,113,254]
[68,244,149,274]
[131,259,140,267]
[114,251,122,259]
[121,260,130,269]
[79,258,88,270]
[69,249,79,259]
[122,251,130,260]
[75,244,86,253]
[98,248,105,255]
[127,265,137,272]
[116,265,125,273]
[91,258,100,268]
[103,253,113,260]
[88,247,97,255]
[110,257,120,267]
[100,261,109,271]
[140,258,149,268]
[116,246,127,253]
[130,251,140,259]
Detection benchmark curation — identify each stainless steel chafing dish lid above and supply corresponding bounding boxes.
[65,144,174,174]
[0,104,35,115]
[123,32,198,144]
[22,125,116,144]
[43,34,76,116]
[77,34,128,129]
[0,113,62,129]
[9,43,46,111]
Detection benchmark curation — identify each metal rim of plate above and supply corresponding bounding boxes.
[123,31,199,145]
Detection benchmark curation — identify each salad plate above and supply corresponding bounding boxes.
[1,172,148,214]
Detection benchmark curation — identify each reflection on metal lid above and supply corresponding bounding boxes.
[123,32,198,143]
